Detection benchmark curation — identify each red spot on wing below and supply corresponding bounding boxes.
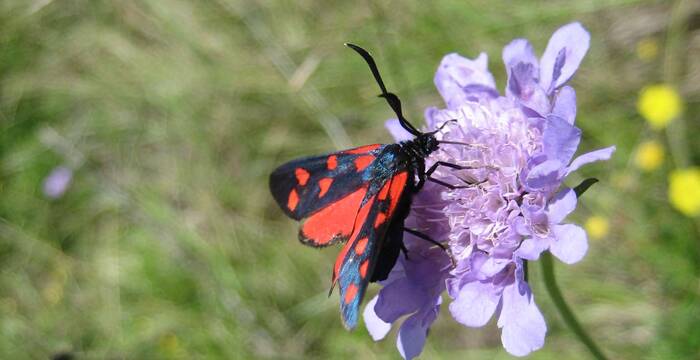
[327,155,337,170]
[387,172,408,217]
[377,180,391,200]
[359,260,369,278]
[295,168,310,186]
[355,237,368,255]
[287,189,299,211]
[345,144,381,155]
[332,194,376,282]
[354,155,374,172]
[374,212,387,228]
[318,178,333,198]
[301,187,366,246]
[344,283,359,304]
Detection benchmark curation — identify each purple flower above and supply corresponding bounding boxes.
[365,22,615,358]
[43,166,73,199]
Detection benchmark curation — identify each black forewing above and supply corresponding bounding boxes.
[334,167,413,329]
[269,144,384,220]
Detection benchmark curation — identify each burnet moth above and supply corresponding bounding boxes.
[269,44,470,329]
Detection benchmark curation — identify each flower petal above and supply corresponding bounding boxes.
[503,39,539,77]
[501,39,549,114]
[449,280,501,327]
[515,237,549,261]
[397,306,438,360]
[543,114,581,165]
[547,188,577,224]
[375,277,422,323]
[525,159,563,189]
[480,257,512,277]
[497,277,546,357]
[509,63,550,116]
[434,53,498,109]
[552,86,577,124]
[539,22,590,93]
[566,146,616,175]
[550,224,588,264]
[364,296,392,341]
[385,119,415,142]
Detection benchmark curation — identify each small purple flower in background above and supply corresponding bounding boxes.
[43,166,73,199]
[366,22,615,359]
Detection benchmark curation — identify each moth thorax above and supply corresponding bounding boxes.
[403,134,438,159]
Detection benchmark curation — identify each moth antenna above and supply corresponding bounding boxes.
[437,140,489,150]
[429,119,458,134]
[345,43,421,136]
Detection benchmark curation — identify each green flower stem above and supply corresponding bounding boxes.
[663,0,692,168]
[540,252,608,360]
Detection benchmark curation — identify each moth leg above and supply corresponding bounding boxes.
[425,161,478,177]
[414,160,427,191]
[425,161,485,190]
[403,227,456,268]
[400,241,409,260]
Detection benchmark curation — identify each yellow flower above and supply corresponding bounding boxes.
[634,140,664,171]
[668,168,700,217]
[585,216,610,240]
[636,37,659,61]
[637,85,682,129]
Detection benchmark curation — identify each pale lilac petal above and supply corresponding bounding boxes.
[397,316,427,360]
[479,257,511,277]
[397,306,439,360]
[446,252,488,295]
[543,114,581,165]
[423,107,442,130]
[385,119,415,142]
[502,38,549,113]
[375,278,422,322]
[503,39,538,77]
[364,296,391,341]
[550,224,588,264]
[498,279,546,357]
[566,146,616,175]
[525,159,563,189]
[512,217,531,236]
[434,53,498,109]
[547,188,577,223]
[509,63,551,115]
[552,86,577,124]
[540,22,590,93]
[449,281,501,327]
[515,237,549,261]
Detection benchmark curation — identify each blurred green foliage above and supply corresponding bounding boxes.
[1,0,699,359]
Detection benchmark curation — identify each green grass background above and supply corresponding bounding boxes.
[1,0,699,358]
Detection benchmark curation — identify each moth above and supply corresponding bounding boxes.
[269,44,468,329]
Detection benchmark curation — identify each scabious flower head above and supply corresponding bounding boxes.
[367,22,615,359]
